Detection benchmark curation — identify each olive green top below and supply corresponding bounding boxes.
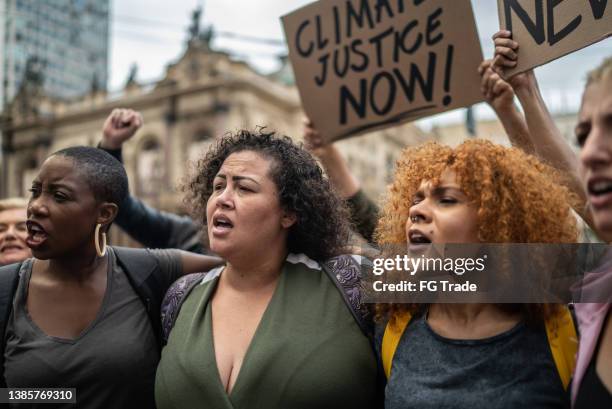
[155,257,378,409]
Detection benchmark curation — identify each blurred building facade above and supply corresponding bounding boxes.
[0,16,430,245]
[430,110,580,152]
[0,0,109,108]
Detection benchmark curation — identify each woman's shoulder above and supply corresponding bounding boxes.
[160,266,223,343]
[320,254,374,333]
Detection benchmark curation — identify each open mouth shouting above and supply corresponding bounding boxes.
[408,228,432,253]
[587,177,612,210]
[211,213,234,237]
[26,220,49,249]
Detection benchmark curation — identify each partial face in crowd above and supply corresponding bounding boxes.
[577,76,612,241]
[0,207,30,265]
[406,169,479,250]
[26,155,101,259]
[206,150,295,261]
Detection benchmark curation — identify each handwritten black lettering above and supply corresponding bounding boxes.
[296,20,314,57]
[316,15,329,50]
[398,0,406,13]
[350,39,370,71]
[547,0,581,46]
[375,0,395,23]
[504,0,545,45]
[426,7,444,46]
[334,45,351,78]
[315,54,330,86]
[333,6,341,44]
[588,0,607,19]
[442,44,454,106]
[393,52,436,103]
[340,79,368,124]
[369,26,395,67]
[393,20,422,62]
[346,0,375,38]
[370,72,397,115]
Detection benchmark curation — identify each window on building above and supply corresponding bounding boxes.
[21,157,38,197]
[188,130,212,165]
[137,138,164,197]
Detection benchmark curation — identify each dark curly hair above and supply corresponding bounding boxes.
[184,129,351,261]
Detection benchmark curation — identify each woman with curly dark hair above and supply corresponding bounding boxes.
[155,129,379,409]
[376,139,579,409]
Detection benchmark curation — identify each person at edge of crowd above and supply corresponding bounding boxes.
[0,147,222,409]
[155,130,381,409]
[0,198,30,266]
[493,30,611,408]
[376,138,579,408]
[98,109,377,247]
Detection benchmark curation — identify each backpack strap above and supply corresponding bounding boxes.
[0,262,24,389]
[321,255,372,338]
[321,255,385,409]
[544,305,578,390]
[113,246,169,348]
[381,307,578,389]
[160,267,223,344]
[160,272,206,343]
[381,310,412,379]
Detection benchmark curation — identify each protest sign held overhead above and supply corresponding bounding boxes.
[497,0,612,77]
[282,0,484,142]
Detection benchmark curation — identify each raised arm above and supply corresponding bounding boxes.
[99,109,209,253]
[492,30,591,225]
[303,119,379,242]
[478,59,533,153]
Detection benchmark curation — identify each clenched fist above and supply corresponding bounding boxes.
[101,108,143,149]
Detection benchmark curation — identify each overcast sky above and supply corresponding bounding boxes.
[110,0,611,126]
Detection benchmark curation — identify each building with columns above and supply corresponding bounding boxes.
[0,19,428,245]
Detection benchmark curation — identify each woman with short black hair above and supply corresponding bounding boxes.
[2,146,221,409]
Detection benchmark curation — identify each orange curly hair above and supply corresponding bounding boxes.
[374,139,579,324]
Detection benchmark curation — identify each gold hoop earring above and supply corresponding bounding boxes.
[95,223,107,257]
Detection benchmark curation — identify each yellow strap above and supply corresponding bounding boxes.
[381,311,412,379]
[544,306,578,390]
[381,307,577,388]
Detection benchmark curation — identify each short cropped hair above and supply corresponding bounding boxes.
[52,146,128,206]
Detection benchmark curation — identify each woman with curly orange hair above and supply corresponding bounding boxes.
[376,139,578,409]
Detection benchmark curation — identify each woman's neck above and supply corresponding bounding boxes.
[222,252,287,292]
[427,303,521,340]
[39,247,106,283]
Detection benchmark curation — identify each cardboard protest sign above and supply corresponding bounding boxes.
[282,0,484,142]
[498,0,612,77]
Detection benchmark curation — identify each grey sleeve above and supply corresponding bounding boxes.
[148,249,184,285]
